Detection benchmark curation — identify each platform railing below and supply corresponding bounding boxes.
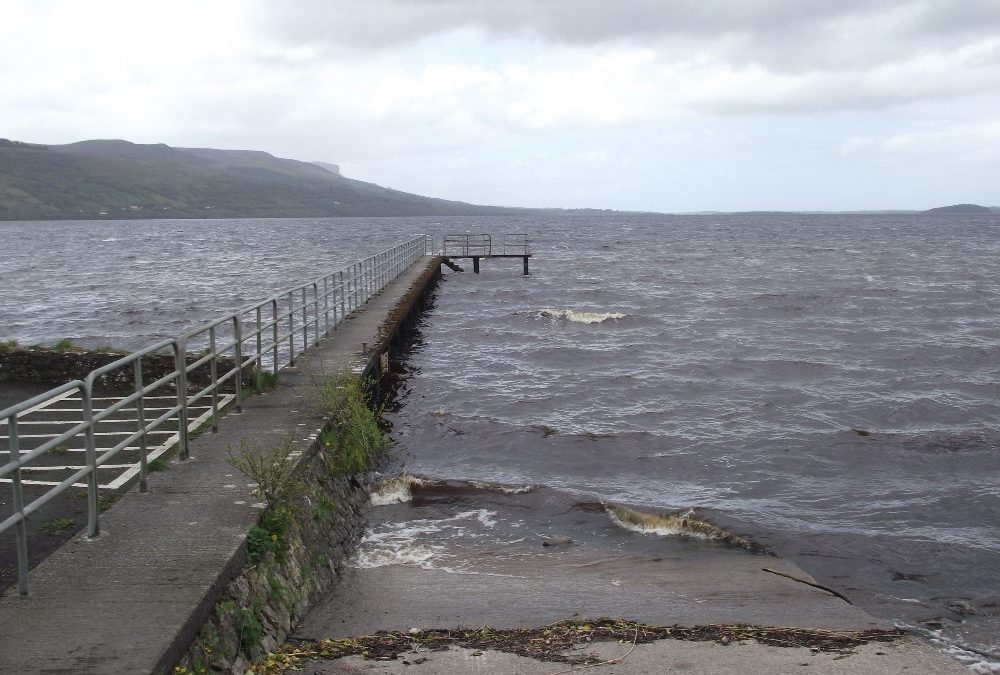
[0,234,427,595]
[503,233,530,255]
[443,233,491,256]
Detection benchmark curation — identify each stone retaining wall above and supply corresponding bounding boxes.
[173,261,441,674]
[177,446,375,674]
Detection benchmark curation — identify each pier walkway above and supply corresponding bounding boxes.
[0,255,443,674]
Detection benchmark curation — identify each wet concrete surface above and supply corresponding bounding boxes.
[298,487,885,640]
[293,481,970,674]
[301,640,970,674]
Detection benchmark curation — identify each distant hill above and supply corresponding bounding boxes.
[0,138,536,220]
[922,203,994,215]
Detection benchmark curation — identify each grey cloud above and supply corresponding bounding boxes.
[250,1,995,48]
[248,0,1000,82]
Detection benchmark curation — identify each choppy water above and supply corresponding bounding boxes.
[2,214,999,669]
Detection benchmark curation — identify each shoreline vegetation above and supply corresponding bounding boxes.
[1,139,996,221]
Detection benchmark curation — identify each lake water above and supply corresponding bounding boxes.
[1,214,998,670]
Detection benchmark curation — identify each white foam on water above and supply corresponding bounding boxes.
[604,504,754,548]
[526,308,627,324]
[606,505,704,538]
[351,509,500,572]
[897,622,1000,674]
[467,479,535,495]
[370,481,414,506]
[369,475,438,506]
[371,476,535,506]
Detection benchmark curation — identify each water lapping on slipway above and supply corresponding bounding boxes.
[355,478,761,581]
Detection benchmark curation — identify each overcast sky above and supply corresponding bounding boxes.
[2,0,998,211]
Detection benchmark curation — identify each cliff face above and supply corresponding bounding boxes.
[0,139,526,220]
[311,161,341,175]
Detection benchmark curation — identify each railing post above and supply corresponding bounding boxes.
[312,282,320,344]
[271,299,279,375]
[255,306,264,394]
[338,270,346,323]
[323,277,330,336]
[134,359,148,493]
[234,317,243,414]
[8,416,30,595]
[81,385,100,537]
[357,261,362,305]
[209,325,219,432]
[287,291,295,366]
[345,267,351,313]
[175,340,190,460]
[301,287,308,350]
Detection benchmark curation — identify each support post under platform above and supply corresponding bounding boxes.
[473,257,480,274]
[523,256,529,275]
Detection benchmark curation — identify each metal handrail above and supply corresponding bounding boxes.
[503,233,530,255]
[0,234,428,595]
[443,233,491,256]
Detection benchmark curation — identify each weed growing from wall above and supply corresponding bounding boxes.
[316,376,388,476]
[227,437,304,507]
[234,607,263,655]
[245,509,292,564]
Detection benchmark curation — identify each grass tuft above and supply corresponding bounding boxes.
[43,517,75,536]
[51,338,75,352]
[147,457,169,472]
[316,376,388,476]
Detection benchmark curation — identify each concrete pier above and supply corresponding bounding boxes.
[0,256,443,674]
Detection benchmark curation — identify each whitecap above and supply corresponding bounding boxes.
[369,474,440,506]
[525,308,627,324]
[605,504,755,549]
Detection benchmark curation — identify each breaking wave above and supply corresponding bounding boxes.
[369,475,441,506]
[521,308,627,324]
[370,474,535,507]
[605,504,759,551]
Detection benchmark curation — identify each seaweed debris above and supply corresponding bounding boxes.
[254,619,905,673]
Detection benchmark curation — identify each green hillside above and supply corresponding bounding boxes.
[0,138,531,220]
